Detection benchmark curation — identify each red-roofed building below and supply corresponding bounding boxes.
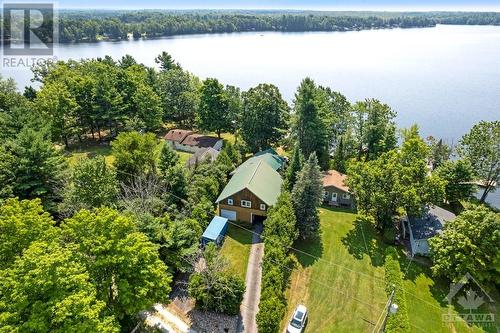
[323,169,355,208]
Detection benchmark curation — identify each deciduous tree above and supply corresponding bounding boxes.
[241,83,289,153]
[458,120,499,203]
[429,206,500,283]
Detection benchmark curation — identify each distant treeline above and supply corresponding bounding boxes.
[53,10,500,43]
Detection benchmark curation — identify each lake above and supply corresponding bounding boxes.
[3,24,499,207]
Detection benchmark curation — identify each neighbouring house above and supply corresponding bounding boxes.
[216,156,283,224]
[402,205,456,256]
[323,169,355,209]
[186,147,220,168]
[164,129,223,153]
[201,216,229,247]
[230,148,286,176]
[178,133,223,153]
[164,129,194,151]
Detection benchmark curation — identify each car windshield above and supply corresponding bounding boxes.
[290,318,302,329]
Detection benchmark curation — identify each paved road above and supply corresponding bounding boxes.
[238,223,264,333]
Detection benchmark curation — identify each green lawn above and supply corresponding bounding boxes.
[283,207,491,333]
[66,144,114,167]
[220,222,253,280]
[177,151,192,165]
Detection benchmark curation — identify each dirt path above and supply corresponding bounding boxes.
[237,223,264,333]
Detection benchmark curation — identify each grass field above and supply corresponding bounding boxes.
[220,222,253,280]
[177,151,192,165]
[66,144,114,167]
[283,207,491,333]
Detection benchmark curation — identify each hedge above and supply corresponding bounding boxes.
[384,247,410,333]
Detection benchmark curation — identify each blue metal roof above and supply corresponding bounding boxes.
[202,216,229,240]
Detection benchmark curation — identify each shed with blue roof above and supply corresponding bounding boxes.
[201,216,229,246]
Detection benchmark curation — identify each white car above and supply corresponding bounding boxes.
[286,304,308,333]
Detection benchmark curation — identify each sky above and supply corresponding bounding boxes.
[58,0,500,11]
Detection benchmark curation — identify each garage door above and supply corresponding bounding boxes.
[220,209,237,221]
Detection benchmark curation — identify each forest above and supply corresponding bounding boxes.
[16,10,500,42]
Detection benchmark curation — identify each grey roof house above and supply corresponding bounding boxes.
[402,205,456,256]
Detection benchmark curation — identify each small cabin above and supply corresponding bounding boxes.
[201,216,229,246]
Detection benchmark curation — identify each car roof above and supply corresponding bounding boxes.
[295,305,307,315]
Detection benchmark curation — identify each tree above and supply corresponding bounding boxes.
[188,244,245,315]
[162,164,189,206]
[112,131,158,182]
[130,83,163,131]
[197,78,231,138]
[158,142,180,175]
[0,198,57,269]
[61,208,172,327]
[293,78,329,169]
[435,160,474,204]
[351,99,397,161]
[157,68,200,126]
[155,51,180,71]
[429,206,500,284]
[285,144,303,190]
[60,156,118,216]
[292,153,323,240]
[241,83,289,153]
[35,81,80,146]
[225,85,243,140]
[7,126,68,212]
[347,130,446,229]
[458,121,499,203]
[262,191,298,248]
[427,136,452,170]
[0,241,119,333]
[0,145,15,198]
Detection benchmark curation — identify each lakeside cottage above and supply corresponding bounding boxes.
[402,205,456,256]
[322,169,355,209]
[164,129,223,153]
[216,150,283,224]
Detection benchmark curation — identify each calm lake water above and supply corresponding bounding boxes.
[3,24,499,207]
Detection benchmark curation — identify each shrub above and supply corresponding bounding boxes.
[256,294,286,333]
[384,247,410,333]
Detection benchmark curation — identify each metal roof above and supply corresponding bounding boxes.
[231,151,285,175]
[202,216,228,241]
[216,159,283,206]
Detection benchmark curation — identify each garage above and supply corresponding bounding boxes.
[220,209,237,221]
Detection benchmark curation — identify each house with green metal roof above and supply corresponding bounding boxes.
[230,149,286,176]
[216,157,283,223]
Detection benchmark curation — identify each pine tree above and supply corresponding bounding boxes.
[293,78,329,169]
[286,144,303,190]
[292,153,324,240]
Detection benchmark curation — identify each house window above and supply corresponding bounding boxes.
[331,192,338,202]
[342,193,350,199]
[241,200,252,208]
[324,191,329,198]
[260,203,266,211]
[227,198,233,205]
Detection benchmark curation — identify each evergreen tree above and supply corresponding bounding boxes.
[286,144,303,190]
[293,78,329,169]
[159,141,180,175]
[292,153,324,240]
[7,126,68,212]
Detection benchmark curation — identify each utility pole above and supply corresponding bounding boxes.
[380,287,398,333]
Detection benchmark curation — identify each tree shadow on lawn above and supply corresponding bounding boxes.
[226,223,253,245]
[341,215,386,267]
[292,235,324,268]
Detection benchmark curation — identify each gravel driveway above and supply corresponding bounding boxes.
[237,223,264,333]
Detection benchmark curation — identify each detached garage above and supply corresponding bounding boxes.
[201,216,229,246]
